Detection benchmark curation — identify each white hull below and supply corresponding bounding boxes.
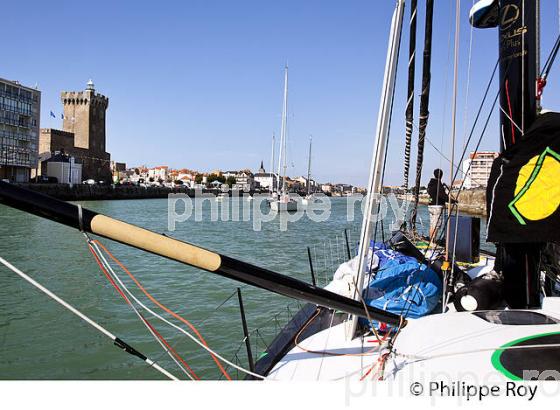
[268,298,560,381]
[267,252,560,381]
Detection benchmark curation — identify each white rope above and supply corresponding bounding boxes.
[89,241,268,380]
[88,242,194,380]
[485,163,504,241]
[0,255,178,381]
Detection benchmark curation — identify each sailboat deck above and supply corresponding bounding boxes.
[267,320,382,381]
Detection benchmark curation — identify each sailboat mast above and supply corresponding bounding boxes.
[277,65,289,195]
[349,0,405,339]
[445,0,461,262]
[307,136,312,195]
[403,0,418,190]
[411,0,435,229]
[496,0,541,308]
[270,133,276,194]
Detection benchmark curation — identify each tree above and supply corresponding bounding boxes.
[207,173,225,184]
[195,174,203,184]
[226,176,236,187]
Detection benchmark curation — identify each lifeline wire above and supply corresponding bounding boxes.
[88,240,267,380]
[0,255,178,381]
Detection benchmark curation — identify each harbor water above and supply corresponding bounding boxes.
[0,197,491,379]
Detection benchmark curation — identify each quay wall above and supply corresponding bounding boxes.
[413,189,487,216]
[14,184,225,201]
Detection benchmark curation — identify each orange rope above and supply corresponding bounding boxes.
[142,317,200,380]
[89,243,199,380]
[294,308,390,357]
[91,240,232,380]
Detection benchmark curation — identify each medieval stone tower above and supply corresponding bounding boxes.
[57,80,111,181]
[61,79,108,153]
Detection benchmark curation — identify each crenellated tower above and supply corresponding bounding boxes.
[61,79,109,154]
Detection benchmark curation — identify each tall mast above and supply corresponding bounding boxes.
[277,65,289,196]
[270,133,276,194]
[445,0,461,262]
[403,0,418,190]
[497,0,541,308]
[348,0,405,339]
[307,135,312,195]
[411,0,435,229]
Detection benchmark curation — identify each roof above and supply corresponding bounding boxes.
[44,153,81,164]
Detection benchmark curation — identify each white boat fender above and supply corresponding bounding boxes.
[454,271,503,312]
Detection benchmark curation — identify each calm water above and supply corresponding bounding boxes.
[0,197,489,380]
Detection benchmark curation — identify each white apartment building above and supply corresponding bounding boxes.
[462,151,499,189]
[148,166,168,182]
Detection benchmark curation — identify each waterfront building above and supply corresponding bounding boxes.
[176,170,195,187]
[0,78,41,182]
[253,161,277,191]
[148,166,169,182]
[295,176,317,191]
[39,80,111,182]
[44,152,82,185]
[321,183,334,194]
[462,151,499,189]
[223,169,255,190]
[111,161,127,183]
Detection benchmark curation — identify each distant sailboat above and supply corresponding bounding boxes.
[270,65,298,212]
[302,136,316,206]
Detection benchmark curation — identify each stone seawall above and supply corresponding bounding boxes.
[15,184,222,201]
[416,189,487,216]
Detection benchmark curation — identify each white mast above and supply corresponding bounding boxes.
[348,0,405,339]
[277,65,289,196]
[270,133,276,194]
[307,135,312,195]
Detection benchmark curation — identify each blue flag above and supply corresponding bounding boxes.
[50,111,56,118]
[61,113,64,119]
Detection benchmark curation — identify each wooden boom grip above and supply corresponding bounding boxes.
[90,215,222,272]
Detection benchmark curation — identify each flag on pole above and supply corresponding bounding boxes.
[49,111,56,118]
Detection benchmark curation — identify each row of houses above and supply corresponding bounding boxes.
[113,160,361,194]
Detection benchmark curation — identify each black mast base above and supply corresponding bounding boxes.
[496,243,543,309]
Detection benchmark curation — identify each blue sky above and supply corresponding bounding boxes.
[4,0,560,186]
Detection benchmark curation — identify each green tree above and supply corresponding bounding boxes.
[226,176,236,187]
[195,174,203,184]
[207,173,225,184]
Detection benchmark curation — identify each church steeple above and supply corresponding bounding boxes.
[258,160,265,174]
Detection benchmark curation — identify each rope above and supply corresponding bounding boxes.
[87,242,198,380]
[90,240,231,380]
[0,255,178,381]
[293,308,387,357]
[87,240,266,380]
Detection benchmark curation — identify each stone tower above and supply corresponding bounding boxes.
[61,79,109,154]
